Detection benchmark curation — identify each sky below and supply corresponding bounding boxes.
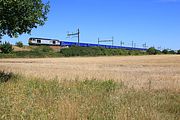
[2,0,180,50]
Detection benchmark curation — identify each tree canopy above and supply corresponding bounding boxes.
[0,0,50,38]
[177,50,180,54]
[162,49,169,54]
[147,47,158,55]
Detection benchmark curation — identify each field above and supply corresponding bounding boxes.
[0,55,180,119]
[0,55,180,91]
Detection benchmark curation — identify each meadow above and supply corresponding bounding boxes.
[0,55,180,119]
[0,55,180,90]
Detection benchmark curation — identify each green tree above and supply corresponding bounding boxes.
[169,50,176,54]
[147,47,157,55]
[0,0,50,38]
[16,41,23,48]
[162,49,169,54]
[177,50,180,54]
[0,42,13,53]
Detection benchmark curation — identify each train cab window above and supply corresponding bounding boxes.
[53,41,56,44]
[37,40,41,43]
[30,38,35,41]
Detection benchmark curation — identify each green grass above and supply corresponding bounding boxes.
[0,46,63,58]
[0,74,179,120]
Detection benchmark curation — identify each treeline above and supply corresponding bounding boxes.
[60,46,180,57]
[0,42,180,58]
[147,47,180,55]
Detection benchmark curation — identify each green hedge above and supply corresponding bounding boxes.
[60,46,146,57]
[2,45,179,58]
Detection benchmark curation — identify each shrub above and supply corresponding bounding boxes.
[0,71,14,83]
[156,50,162,54]
[0,41,13,53]
[169,50,176,54]
[32,46,53,52]
[128,50,144,55]
[147,47,157,55]
[177,50,180,54]
[16,41,23,48]
[162,49,169,54]
[60,46,145,57]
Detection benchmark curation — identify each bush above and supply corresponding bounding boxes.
[0,71,14,83]
[128,50,145,55]
[162,49,169,54]
[16,41,23,48]
[156,50,162,54]
[147,47,157,55]
[60,46,145,57]
[177,50,180,54]
[0,42,13,53]
[169,50,176,54]
[32,46,53,52]
[162,49,176,54]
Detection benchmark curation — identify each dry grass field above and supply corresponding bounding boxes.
[0,55,180,91]
[0,55,180,120]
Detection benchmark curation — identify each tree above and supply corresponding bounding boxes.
[0,42,13,53]
[155,50,162,54]
[177,50,180,54]
[0,0,50,38]
[169,50,176,54]
[162,49,169,54]
[147,47,157,55]
[16,41,23,48]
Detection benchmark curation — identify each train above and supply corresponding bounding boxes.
[28,37,147,51]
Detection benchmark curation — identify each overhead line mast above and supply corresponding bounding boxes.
[98,37,114,46]
[67,28,80,46]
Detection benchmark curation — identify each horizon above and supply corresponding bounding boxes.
[1,0,180,50]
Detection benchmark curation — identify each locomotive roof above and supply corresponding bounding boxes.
[29,37,59,41]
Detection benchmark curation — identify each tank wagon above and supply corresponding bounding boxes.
[28,37,147,51]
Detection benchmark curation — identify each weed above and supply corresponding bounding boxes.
[0,71,14,83]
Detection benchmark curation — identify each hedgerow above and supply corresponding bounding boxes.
[60,46,146,57]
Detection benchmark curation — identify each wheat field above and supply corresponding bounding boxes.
[0,55,180,91]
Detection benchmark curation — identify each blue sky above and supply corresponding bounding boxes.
[2,0,180,50]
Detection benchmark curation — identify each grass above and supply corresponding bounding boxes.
[0,51,63,58]
[0,55,180,90]
[0,55,179,119]
[0,75,179,120]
